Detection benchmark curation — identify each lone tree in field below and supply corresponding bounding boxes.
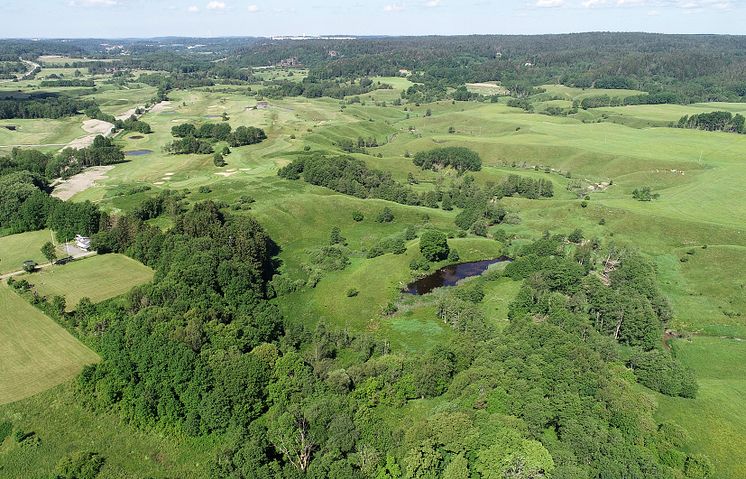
[419,229,450,262]
[41,241,57,262]
[376,207,395,223]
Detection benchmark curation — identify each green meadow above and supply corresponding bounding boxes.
[2,66,746,476]
[0,284,98,406]
[0,229,53,274]
[21,254,153,310]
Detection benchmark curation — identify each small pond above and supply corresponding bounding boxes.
[403,256,512,295]
[124,149,153,157]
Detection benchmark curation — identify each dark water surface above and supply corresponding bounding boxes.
[403,256,512,295]
[124,149,153,156]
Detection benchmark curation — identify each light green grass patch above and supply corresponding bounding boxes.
[23,254,153,309]
[0,230,54,274]
[0,384,216,478]
[655,336,746,479]
[0,285,98,405]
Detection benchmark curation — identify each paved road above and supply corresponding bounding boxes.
[0,250,96,281]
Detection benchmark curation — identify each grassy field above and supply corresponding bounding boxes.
[0,230,53,274]
[0,384,217,478]
[22,254,153,309]
[655,336,746,479]
[0,284,98,406]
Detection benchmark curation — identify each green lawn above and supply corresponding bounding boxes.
[0,284,98,406]
[655,336,746,479]
[23,254,153,309]
[0,230,53,274]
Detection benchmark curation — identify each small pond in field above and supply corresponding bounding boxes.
[124,149,153,157]
[403,256,512,295]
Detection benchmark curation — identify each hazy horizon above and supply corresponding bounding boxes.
[1,0,744,38]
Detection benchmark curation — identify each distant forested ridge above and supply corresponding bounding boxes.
[2,33,745,103]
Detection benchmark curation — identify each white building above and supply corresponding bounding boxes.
[75,234,91,251]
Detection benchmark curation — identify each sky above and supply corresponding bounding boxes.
[1,0,744,38]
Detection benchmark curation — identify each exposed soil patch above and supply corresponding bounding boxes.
[64,119,114,150]
[52,165,114,201]
[149,101,172,114]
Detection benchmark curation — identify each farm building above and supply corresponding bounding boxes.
[75,235,91,250]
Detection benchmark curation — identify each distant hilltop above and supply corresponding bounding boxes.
[270,36,357,41]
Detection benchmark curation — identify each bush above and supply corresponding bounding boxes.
[419,229,450,262]
[366,244,384,259]
[54,451,105,479]
[376,207,394,223]
[568,228,584,244]
[346,288,359,297]
[352,211,364,222]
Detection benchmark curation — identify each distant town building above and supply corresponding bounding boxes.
[277,57,301,68]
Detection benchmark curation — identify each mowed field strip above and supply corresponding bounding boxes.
[0,284,99,405]
[0,229,53,274]
[22,254,154,309]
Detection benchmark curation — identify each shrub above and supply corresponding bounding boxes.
[352,211,364,222]
[376,207,394,223]
[54,451,105,479]
[568,228,584,244]
[346,288,359,297]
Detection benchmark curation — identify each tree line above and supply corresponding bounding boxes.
[677,111,745,134]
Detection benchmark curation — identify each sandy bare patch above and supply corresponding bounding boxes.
[239,168,252,171]
[154,181,165,185]
[215,171,238,177]
[64,119,115,150]
[52,165,114,201]
[466,82,509,94]
[115,107,138,121]
[164,172,174,176]
[171,119,187,123]
[150,101,172,113]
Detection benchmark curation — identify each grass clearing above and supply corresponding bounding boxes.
[655,336,746,479]
[23,254,153,309]
[0,285,98,406]
[0,384,217,478]
[0,230,53,274]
